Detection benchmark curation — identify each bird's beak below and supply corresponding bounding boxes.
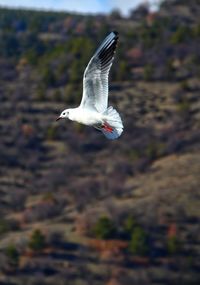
[56,116,61,121]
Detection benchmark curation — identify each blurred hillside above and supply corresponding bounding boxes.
[0,0,200,284]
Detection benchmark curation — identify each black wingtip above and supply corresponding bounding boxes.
[113,31,119,36]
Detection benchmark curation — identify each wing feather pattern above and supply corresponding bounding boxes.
[80,31,119,112]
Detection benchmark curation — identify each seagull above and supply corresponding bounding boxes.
[56,31,123,140]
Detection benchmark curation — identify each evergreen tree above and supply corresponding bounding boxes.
[93,216,116,240]
[129,227,149,256]
[29,229,46,252]
[6,244,19,267]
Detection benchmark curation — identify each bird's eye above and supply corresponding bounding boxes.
[63,112,66,116]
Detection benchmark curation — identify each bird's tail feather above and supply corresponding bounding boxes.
[101,106,123,140]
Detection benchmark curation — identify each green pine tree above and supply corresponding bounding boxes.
[123,215,137,236]
[6,244,19,267]
[93,216,116,240]
[129,226,149,256]
[29,229,46,252]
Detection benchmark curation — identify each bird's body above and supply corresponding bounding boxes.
[57,31,123,140]
[67,107,103,126]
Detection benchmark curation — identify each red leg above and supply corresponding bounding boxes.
[102,123,113,133]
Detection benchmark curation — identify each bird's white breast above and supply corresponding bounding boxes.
[69,107,102,126]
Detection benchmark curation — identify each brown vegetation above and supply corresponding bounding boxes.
[0,1,200,284]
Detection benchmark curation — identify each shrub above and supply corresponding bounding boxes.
[36,85,46,101]
[47,125,57,141]
[129,227,149,256]
[92,216,117,240]
[180,80,190,91]
[170,26,192,44]
[176,99,190,115]
[145,141,165,160]
[29,229,46,252]
[116,61,130,81]
[167,236,180,255]
[193,23,200,38]
[143,64,154,81]
[146,142,158,160]
[123,215,137,236]
[0,219,10,235]
[42,66,56,87]
[42,192,56,203]
[128,149,142,161]
[69,61,82,83]
[140,22,161,48]
[25,49,38,65]
[167,223,180,255]
[5,244,19,267]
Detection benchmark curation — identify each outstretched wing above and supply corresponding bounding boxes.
[80,31,119,113]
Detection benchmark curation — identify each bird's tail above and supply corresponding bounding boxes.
[101,106,123,140]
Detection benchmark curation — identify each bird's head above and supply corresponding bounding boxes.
[56,109,71,121]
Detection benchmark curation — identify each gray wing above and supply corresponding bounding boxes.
[80,31,119,113]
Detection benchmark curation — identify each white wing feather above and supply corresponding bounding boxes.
[80,31,119,113]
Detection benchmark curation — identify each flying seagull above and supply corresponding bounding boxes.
[56,31,123,140]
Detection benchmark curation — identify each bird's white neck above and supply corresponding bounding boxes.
[68,107,80,121]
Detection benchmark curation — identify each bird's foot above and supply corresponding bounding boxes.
[102,123,113,133]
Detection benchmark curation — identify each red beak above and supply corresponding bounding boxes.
[56,116,61,121]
